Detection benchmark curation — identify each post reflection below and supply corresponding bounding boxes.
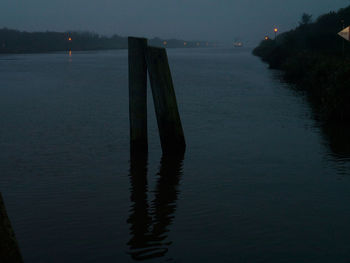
[127,153,152,259]
[127,153,184,261]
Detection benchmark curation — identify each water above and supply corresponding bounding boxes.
[1,48,350,262]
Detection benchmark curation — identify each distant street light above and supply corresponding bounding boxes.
[163,41,167,46]
[264,36,269,40]
[68,37,72,41]
[274,27,278,39]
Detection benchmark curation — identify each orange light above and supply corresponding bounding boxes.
[264,36,269,40]
[68,37,72,41]
[163,41,167,45]
[274,28,278,33]
[69,50,72,56]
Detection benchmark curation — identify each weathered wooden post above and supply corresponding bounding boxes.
[146,47,186,153]
[128,37,148,154]
[0,193,23,263]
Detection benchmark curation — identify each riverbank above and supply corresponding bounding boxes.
[253,5,350,122]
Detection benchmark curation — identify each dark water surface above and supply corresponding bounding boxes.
[1,48,350,262]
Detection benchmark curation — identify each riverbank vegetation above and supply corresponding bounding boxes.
[253,5,350,122]
[0,28,207,54]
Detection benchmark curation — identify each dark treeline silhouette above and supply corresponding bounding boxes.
[0,28,210,54]
[253,5,350,122]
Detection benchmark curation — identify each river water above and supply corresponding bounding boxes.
[0,48,350,262]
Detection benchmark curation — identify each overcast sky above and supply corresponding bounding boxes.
[1,0,349,45]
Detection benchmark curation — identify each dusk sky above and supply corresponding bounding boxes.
[1,0,349,45]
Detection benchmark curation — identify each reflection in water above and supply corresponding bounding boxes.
[321,123,350,176]
[68,50,72,63]
[322,123,350,158]
[127,153,184,261]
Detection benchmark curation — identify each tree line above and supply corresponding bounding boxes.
[0,28,208,54]
[253,5,350,122]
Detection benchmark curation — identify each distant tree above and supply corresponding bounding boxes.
[299,13,313,26]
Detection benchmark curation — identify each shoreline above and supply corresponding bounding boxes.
[252,5,350,123]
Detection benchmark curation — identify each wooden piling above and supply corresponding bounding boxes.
[146,47,186,153]
[128,37,148,154]
[0,193,23,263]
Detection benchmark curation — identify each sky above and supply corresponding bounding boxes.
[1,0,350,46]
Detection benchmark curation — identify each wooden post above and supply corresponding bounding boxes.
[146,47,186,154]
[128,37,148,154]
[0,193,23,263]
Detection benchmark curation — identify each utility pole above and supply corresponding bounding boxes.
[341,19,345,55]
